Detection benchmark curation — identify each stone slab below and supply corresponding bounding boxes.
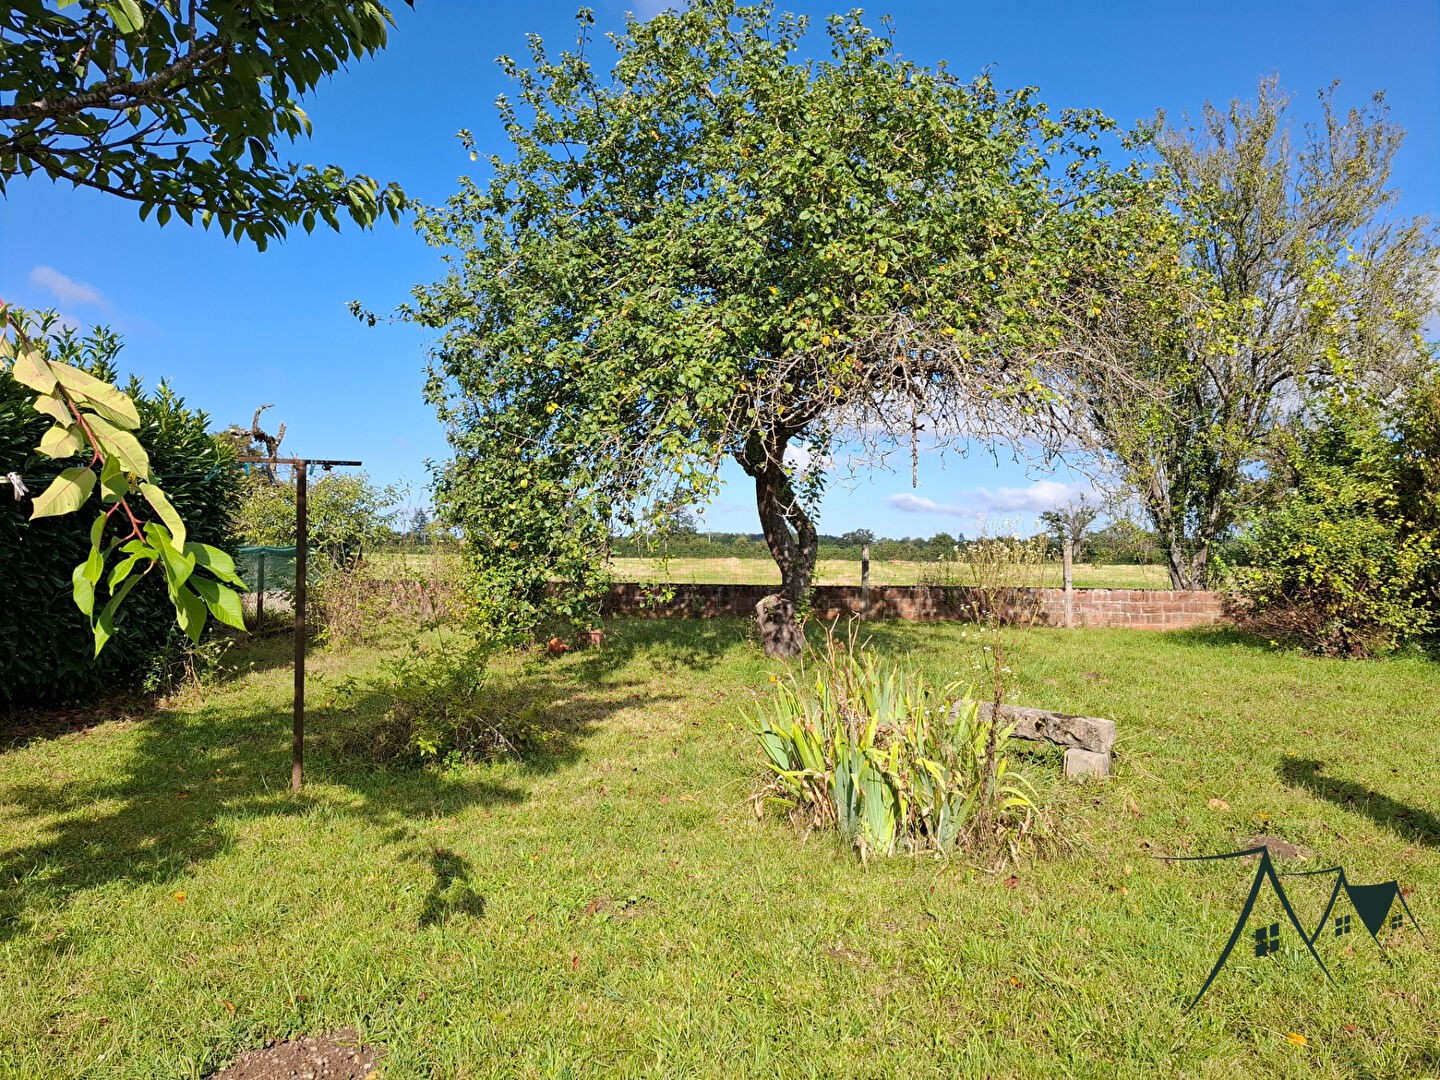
[977,702,1117,755]
[1063,748,1111,779]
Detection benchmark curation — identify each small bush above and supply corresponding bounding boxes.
[334,633,560,766]
[1224,505,1433,656]
[1221,397,1436,657]
[748,634,1037,862]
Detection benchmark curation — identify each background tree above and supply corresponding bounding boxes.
[235,467,403,564]
[402,0,1134,653]
[838,529,875,549]
[1038,495,1099,556]
[1,0,408,247]
[406,505,431,546]
[1068,78,1437,588]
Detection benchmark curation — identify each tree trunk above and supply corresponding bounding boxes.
[739,442,817,657]
[1165,534,1210,590]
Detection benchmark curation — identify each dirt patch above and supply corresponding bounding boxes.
[1243,834,1315,861]
[580,894,650,920]
[209,1028,380,1080]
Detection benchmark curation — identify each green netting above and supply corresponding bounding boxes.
[236,545,298,593]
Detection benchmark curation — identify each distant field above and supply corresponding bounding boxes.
[360,552,1171,590]
[608,556,1171,590]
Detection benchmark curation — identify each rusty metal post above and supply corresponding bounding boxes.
[860,543,870,619]
[293,463,307,792]
[233,456,360,794]
[1063,538,1074,629]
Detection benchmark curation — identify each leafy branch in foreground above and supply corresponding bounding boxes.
[2,309,245,654]
[0,0,409,248]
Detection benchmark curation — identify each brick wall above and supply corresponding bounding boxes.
[600,583,1225,630]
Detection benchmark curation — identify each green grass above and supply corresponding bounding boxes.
[2,621,1438,1078]
[608,556,1172,589]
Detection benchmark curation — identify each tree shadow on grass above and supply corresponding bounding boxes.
[1279,755,1440,848]
[414,847,487,927]
[0,652,674,941]
[569,617,752,680]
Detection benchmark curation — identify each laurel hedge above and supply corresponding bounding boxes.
[1,329,240,707]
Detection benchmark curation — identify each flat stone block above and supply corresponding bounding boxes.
[977,703,1118,755]
[1064,748,1111,780]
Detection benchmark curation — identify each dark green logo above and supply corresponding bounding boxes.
[1160,846,1423,1011]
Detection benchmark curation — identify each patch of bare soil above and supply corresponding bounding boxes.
[1243,834,1315,861]
[209,1028,381,1080]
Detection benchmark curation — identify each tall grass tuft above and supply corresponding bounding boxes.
[748,631,1037,862]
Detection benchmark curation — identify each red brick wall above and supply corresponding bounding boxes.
[600,583,1225,630]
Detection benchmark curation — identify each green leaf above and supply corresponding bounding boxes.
[185,542,247,588]
[190,576,247,631]
[87,414,152,478]
[71,513,107,617]
[10,347,56,392]
[50,363,141,429]
[104,0,144,35]
[30,467,96,520]
[93,575,141,656]
[30,391,72,424]
[107,548,150,592]
[38,424,83,458]
[99,455,129,503]
[146,522,195,590]
[172,583,208,644]
[140,483,186,548]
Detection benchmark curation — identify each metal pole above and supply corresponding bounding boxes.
[255,553,265,627]
[860,543,870,619]
[293,463,307,792]
[1063,538,1074,629]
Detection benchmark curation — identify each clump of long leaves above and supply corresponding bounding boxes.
[748,633,1037,861]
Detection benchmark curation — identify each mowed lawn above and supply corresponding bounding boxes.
[608,557,1172,590]
[1,621,1438,1078]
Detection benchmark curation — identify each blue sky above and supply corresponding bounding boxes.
[2,0,1436,536]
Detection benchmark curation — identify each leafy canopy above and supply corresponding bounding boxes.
[401,0,1138,636]
[1067,78,1438,588]
[1,0,409,247]
[235,468,404,556]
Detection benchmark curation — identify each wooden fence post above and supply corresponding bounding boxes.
[1063,538,1074,629]
[860,543,870,619]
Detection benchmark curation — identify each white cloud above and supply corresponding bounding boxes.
[885,480,1093,520]
[783,443,834,474]
[885,493,965,516]
[29,265,110,310]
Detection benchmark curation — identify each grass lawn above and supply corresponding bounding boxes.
[607,556,1172,590]
[1,620,1437,1078]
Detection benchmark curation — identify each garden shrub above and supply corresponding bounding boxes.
[1,325,240,707]
[1222,396,1436,656]
[332,632,559,767]
[748,633,1037,862]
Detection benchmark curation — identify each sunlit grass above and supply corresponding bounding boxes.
[0,621,1436,1077]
